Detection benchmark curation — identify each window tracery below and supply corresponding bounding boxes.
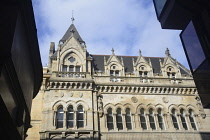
[139,65,148,77]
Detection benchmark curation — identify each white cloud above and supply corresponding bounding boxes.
[33,0,189,68]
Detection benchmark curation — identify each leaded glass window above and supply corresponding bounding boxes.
[149,108,156,130]
[189,109,197,130]
[107,108,114,130]
[140,108,147,130]
[116,108,123,130]
[157,108,164,130]
[171,109,179,130]
[180,109,188,130]
[77,105,84,128]
[56,106,64,128]
[125,108,132,130]
[67,105,74,128]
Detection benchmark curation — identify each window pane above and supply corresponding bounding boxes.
[157,108,164,130]
[110,70,114,76]
[115,71,119,76]
[139,71,142,77]
[107,108,114,130]
[77,106,84,128]
[63,65,67,72]
[189,109,197,130]
[69,65,74,72]
[67,121,74,128]
[149,109,156,130]
[56,107,64,128]
[116,108,123,130]
[172,109,179,130]
[76,66,80,72]
[140,108,147,130]
[153,0,167,17]
[180,109,188,130]
[181,21,206,71]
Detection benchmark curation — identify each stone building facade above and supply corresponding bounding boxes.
[26,23,210,140]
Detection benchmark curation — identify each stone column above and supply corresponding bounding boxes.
[154,114,159,130]
[165,113,174,130]
[145,113,151,130]
[185,113,193,130]
[113,113,117,130]
[63,110,67,129]
[134,114,141,131]
[122,114,126,130]
[74,111,77,129]
[177,113,183,130]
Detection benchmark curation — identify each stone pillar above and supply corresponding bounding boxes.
[154,114,159,130]
[177,113,183,130]
[63,110,67,129]
[145,114,150,130]
[165,113,174,130]
[122,114,126,130]
[185,113,193,130]
[113,113,117,130]
[134,114,141,131]
[74,111,77,129]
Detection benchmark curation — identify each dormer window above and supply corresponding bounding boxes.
[110,65,120,76]
[167,66,176,78]
[139,65,149,77]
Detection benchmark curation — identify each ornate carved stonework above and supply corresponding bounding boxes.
[131,96,138,103]
[162,97,169,103]
[98,96,104,117]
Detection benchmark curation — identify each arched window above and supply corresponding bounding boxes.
[180,109,188,130]
[171,109,179,130]
[77,105,84,128]
[189,109,197,130]
[140,108,147,130]
[125,108,132,130]
[107,108,114,130]
[116,108,123,130]
[67,105,74,128]
[149,108,156,130]
[56,106,64,128]
[166,66,176,78]
[157,108,164,130]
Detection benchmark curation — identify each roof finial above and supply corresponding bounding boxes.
[71,10,75,24]
[139,49,142,56]
[165,48,170,56]
[111,48,115,55]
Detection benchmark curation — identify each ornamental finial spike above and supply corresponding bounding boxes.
[139,49,142,56]
[71,10,75,24]
[165,48,170,56]
[111,48,115,55]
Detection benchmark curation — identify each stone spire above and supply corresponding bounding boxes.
[111,48,115,55]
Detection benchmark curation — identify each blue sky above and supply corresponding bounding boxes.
[32,0,189,68]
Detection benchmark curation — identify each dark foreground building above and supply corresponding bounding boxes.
[0,0,42,139]
[153,0,210,106]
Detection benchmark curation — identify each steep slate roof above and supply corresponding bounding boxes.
[91,54,190,75]
[60,24,84,43]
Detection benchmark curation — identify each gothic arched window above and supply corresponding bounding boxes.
[180,109,188,130]
[139,65,148,77]
[157,108,164,130]
[171,109,179,130]
[116,108,123,130]
[77,105,84,128]
[56,106,64,128]
[140,108,147,130]
[189,109,197,130]
[166,66,176,78]
[125,108,132,130]
[67,105,74,128]
[107,108,114,130]
[149,108,156,130]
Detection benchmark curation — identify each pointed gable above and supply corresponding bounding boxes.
[60,24,84,43]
